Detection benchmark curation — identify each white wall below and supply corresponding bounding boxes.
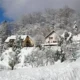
[45,33,60,44]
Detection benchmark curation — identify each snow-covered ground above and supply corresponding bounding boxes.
[0,46,80,80]
[0,47,36,68]
[0,59,80,80]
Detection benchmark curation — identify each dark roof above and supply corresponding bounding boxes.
[45,30,55,39]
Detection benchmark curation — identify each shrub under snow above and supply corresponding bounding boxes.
[25,47,63,67]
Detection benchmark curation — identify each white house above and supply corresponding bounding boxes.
[43,31,61,46]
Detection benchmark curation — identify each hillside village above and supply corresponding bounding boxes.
[0,19,79,69]
[0,6,80,80]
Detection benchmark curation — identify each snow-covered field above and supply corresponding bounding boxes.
[0,47,36,68]
[0,46,80,80]
[0,59,80,80]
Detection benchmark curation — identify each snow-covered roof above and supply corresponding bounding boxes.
[5,35,27,42]
[5,35,16,42]
[20,35,27,40]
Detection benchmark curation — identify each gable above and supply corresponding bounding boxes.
[22,36,34,47]
[45,30,55,39]
[47,33,59,40]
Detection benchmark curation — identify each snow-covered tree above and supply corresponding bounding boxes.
[34,35,45,48]
[8,51,16,70]
[0,21,9,43]
[8,35,22,69]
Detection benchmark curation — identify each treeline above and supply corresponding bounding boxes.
[1,6,80,38]
[13,6,80,37]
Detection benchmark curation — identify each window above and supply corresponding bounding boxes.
[9,39,14,42]
[49,37,53,39]
[53,41,57,43]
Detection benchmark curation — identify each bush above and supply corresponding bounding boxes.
[25,47,62,67]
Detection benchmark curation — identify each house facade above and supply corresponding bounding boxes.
[44,31,61,46]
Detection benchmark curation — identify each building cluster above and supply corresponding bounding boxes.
[4,30,71,48]
[4,21,79,48]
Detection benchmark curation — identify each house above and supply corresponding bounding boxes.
[43,30,61,46]
[22,36,34,47]
[5,35,34,47]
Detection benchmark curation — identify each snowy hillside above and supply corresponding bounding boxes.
[0,46,80,80]
[0,46,62,69]
[0,59,80,80]
[0,5,80,80]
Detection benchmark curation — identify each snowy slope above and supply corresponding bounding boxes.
[0,47,80,80]
[0,60,80,80]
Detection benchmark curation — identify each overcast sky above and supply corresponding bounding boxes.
[0,0,80,20]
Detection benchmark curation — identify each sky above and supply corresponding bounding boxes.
[0,0,80,23]
[0,8,13,23]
